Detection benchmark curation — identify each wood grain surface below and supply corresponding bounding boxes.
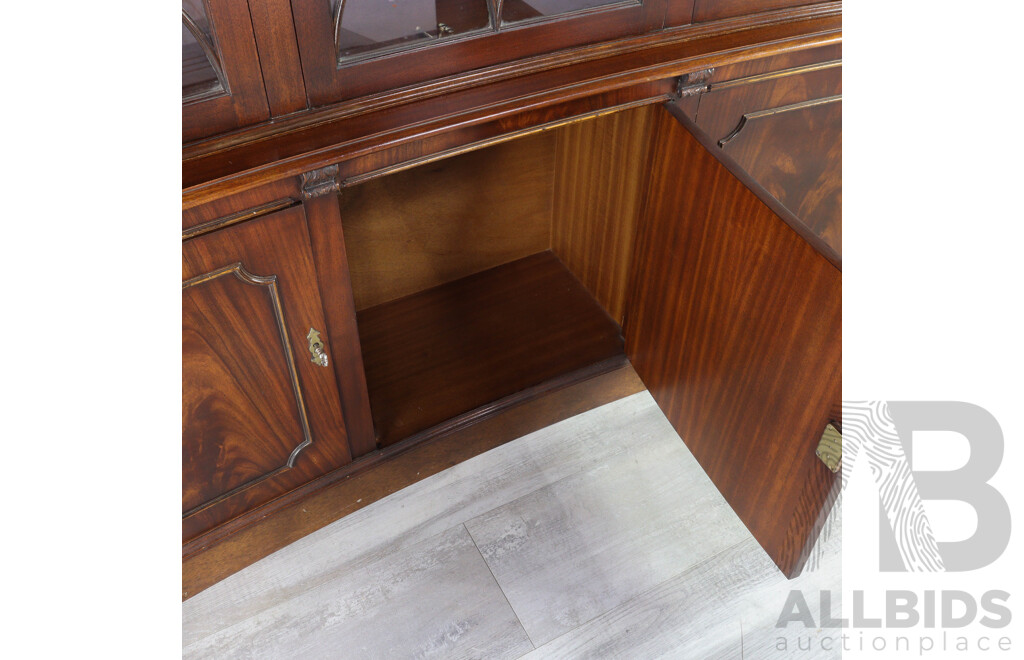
[185,391,841,657]
[692,0,825,22]
[182,177,299,233]
[720,96,842,253]
[671,43,843,254]
[552,106,655,324]
[625,105,841,577]
[703,42,840,84]
[182,207,353,541]
[247,0,308,117]
[179,0,846,600]
[182,268,305,515]
[186,526,534,659]
[465,395,752,645]
[358,251,625,447]
[183,363,646,600]
[183,10,842,204]
[300,193,378,457]
[689,54,842,254]
[524,517,841,657]
[695,62,841,141]
[340,133,555,311]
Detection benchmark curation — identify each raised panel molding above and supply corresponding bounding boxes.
[182,262,314,517]
[182,198,298,241]
[717,94,840,147]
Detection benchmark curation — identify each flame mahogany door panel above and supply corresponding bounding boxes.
[715,97,841,253]
[692,58,842,253]
[182,206,355,541]
[625,103,841,577]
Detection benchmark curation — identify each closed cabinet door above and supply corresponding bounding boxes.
[625,103,841,578]
[182,0,270,141]
[182,205,353,542]
[693,58,842,253]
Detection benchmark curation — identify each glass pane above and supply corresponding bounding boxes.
[334,0,493,62]
[501,0,637,25]
[183,1,224,101]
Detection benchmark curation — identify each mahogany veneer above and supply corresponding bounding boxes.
[183,363,648,600]
[626,106,840,577]
[357,251,625,448]
[182,0,843,600]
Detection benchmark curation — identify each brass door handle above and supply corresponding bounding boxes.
[306,328,329,367]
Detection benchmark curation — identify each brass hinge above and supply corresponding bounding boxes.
[816,423,842,473]
[675,68,714,99]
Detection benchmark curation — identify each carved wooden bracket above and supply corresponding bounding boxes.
[300,164,341,199]
[676,68,715,98]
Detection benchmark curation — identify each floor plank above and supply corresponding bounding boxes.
[520,541,758,658]
[741,499,842,659]
[183,525,533,659]
[522,501,841,658]
[184,392,657,646]
[464,398,753,646]
[183,389,842,658]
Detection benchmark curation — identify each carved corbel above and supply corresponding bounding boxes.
[300,164,341,199]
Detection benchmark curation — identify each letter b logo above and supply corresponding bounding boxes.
[877,402,1011,571]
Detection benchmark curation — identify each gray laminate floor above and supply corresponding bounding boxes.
[183,391,841,659]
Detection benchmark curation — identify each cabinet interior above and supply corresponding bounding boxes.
[337,105,658,447]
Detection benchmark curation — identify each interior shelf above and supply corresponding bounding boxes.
[357,251,625,448]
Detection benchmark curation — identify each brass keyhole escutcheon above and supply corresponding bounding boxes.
[306,328,329,368]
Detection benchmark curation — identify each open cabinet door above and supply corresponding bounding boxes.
[625,103,841,578]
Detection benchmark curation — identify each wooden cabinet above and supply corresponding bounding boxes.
[333,104,838,578]
[182,204,364,542]
[181,0,841,141]
[182,0,842,599]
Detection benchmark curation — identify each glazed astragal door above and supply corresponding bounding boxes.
[182,0,270,141]
[291,0,683,106]
[625,102,841,578]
